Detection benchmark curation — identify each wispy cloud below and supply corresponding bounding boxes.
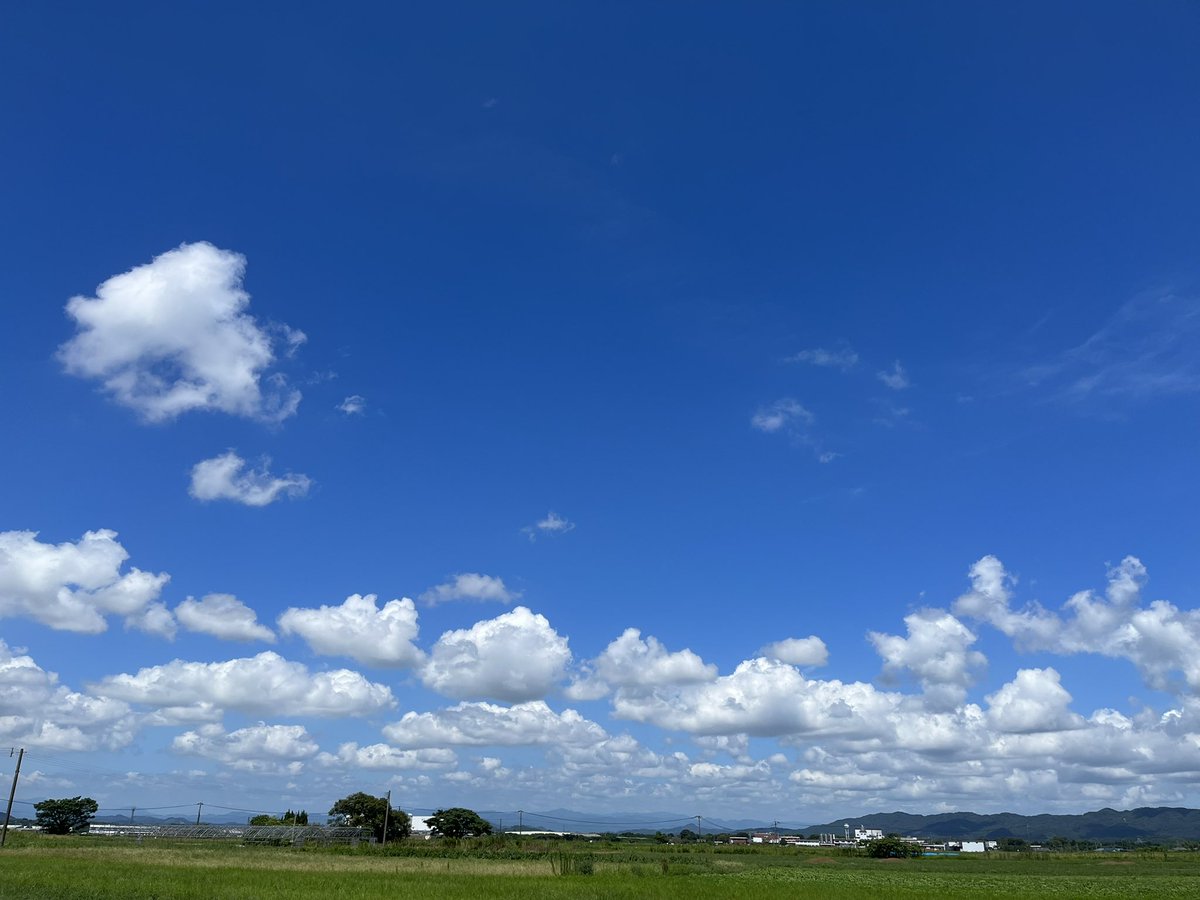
[1023,291,1200,405]
[872,399,912,428]
[786,346,859,371]
[751,399,836,462]
[750,398,813,433]
[337,395,366,415]
[877,360,910,390]
[189,451,311,507]
[419,573,520,606]
[523,511,575,542]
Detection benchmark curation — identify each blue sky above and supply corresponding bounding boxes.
[3,2,1200,824]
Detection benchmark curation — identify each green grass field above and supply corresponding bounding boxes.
[3,834,1199,899]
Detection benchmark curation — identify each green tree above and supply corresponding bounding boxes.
[34,796,99,835]
[425,807,493,838]
[678,828,696,842]
[282,809,308,825]
[864,835,922,858]
[328,792,410,841]
[249,814,282,826]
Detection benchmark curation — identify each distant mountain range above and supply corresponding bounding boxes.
[479,806,1200,842]
[800,807,1200,842]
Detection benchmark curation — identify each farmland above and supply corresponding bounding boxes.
[2,834,1200,899]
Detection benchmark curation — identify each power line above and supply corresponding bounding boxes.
[205,803,282,815]
[520,811,696,827]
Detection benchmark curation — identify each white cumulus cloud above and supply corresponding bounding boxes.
[613,656,897,739]
[870,609,986,706]
[383,700,607,748]
[759,636,829,667]
[421,606,571,702]
[0,639,136,750]
[277,594,424,668]
[90,652,395,718]
[986,668,1085,734]
[0,529,172,636]
[175,594,275,643]
[954,555,1200,695]
[58,242,303,423]
[568,628,716,699]
[316,743,457,770]
[172,722,319,773]
[189,451,312,507]
[419,573,519,606]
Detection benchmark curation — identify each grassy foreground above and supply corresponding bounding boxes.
[2,834,1200,899]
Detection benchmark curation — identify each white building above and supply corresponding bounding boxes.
[958,840,997,853]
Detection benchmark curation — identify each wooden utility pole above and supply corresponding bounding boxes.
[2,748,24,848]
[195,802,203,825]
[381,790,391,847]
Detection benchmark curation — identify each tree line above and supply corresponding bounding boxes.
[24,793,493,842]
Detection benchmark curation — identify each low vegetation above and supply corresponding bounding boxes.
[2,831,1200,899]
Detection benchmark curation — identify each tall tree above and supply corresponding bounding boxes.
[426,807,493,838]
[328,792,410,841]
[34,797,99,835]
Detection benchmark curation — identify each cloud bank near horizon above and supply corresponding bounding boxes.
[5,548,1200,818]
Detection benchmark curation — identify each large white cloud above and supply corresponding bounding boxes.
[613,656,897,739]
[0,529,172,636]
[277,594,424,668]
[383,700,607,748]
[953,555,1060,649]
[550,732,668,780]
[189,451,311,507]
[986,668,1085,734]
[316,742,457,770]
[172,722,319,773]
[421,606,570,702]
[90,652,394,718]
[0,639,135,750]
[58,241,303,423]
[568,628,715,699]
[175,594,275,643]
[759,636,829,668]
[955,555,1200,695]
[870,609,986,706]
